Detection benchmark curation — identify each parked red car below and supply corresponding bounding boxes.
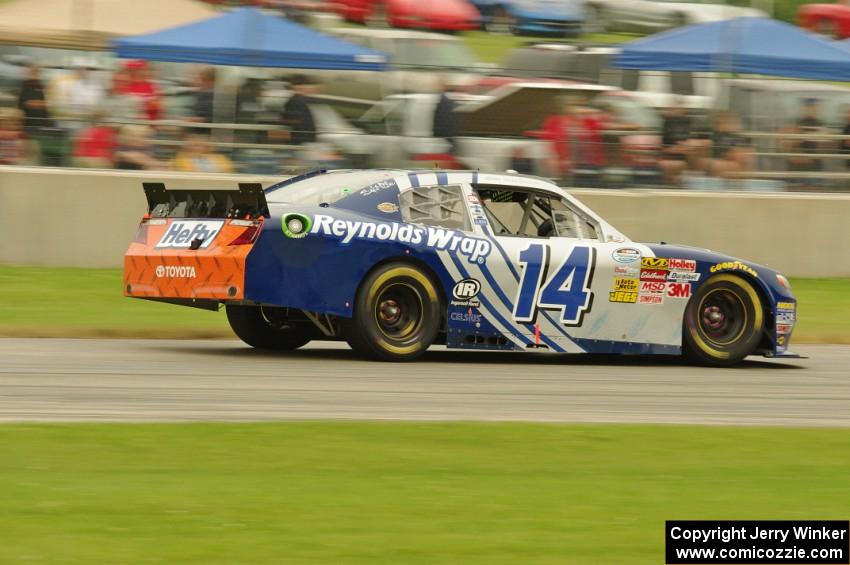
[336,0,480,32]
[799,1,850,38]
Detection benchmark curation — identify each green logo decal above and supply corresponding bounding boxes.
[281,213,312,239]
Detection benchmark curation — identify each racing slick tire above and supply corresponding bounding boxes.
[682,274,764,367]
[225,305,311,351]
[345,262,442,361]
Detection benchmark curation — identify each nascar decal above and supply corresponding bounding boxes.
[156,221,223,249]
[612,247,641,264]
[308,214,492,264]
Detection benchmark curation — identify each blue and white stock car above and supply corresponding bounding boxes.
[124,169,798,366]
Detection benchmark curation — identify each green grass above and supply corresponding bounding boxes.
[461,31,639,65]
[0,422,848,564]
[0,266,847,342]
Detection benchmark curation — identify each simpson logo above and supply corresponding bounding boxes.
[155,265,197,278]
[609,290,637,303]
[667,282,691,298]
[776,323,793,333]
[640,281,666,293]
[667,271,701,282]
[641,257,668,269]
[668,258,696,272]
[156,221,223,249]
[612,277,638,292]
[311,214,491,264]
[612,247,641,264]
[638,293,664,305]
[640,269,667,282]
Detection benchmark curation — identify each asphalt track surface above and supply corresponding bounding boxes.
[0,339,848,426]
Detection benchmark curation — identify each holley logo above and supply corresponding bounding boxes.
[156,221,223,249]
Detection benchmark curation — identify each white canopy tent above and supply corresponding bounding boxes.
[0,0,218,50]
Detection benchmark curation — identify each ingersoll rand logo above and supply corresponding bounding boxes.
[156,221,223,249]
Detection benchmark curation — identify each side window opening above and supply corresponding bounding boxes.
[475,186,601,240]
[399,184,470,231]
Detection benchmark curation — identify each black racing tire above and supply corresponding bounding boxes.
[682,274,764,367]
[225,305,311,351]
[344,262,442,361]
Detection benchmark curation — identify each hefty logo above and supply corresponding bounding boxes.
[311,214,491,264]
[156,221,223,249]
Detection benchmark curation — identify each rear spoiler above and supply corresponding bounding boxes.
[143,182,270,219]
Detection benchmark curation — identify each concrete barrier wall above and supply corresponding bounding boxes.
[2,166,849,277]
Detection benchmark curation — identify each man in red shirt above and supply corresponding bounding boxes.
[539,97,606,184]
[72,112,117,168]
[123,60,161,121]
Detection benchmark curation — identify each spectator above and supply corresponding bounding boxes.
[192,66,217,124]
[705,111,753,179]
[432,78,457,152]
[281,75,317,146]
[172,131,233,173]
[0,107,26,165]
[841,105,850,169]
[658,98,692,185]
[115,125,163,170]
[539,96,606,184]
[123,60,161,121]
[783,98,825,173]
[72,112,117,168]
[50,59,103,130]
[102,70,143,124]
[17,61,52,139]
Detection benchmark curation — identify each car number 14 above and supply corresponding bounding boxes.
[512,243,596,326]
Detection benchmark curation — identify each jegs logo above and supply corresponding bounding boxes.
[310,214,491,263]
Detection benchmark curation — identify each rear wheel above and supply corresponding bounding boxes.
[345,262,442,361]
[226,305,311,351]
[683,274,764,366]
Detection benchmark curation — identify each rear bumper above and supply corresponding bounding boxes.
[124,218,261,301]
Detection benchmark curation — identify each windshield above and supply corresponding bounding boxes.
[265,170,404,205]
[393,38,479,70]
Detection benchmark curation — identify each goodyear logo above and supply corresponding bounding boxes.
[609,291,637,303]
[641,257,668,269]
[709,261,758,278]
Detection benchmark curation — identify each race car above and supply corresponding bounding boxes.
[124,169,797,365]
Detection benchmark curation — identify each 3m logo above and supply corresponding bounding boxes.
[667,283,692,298]
[156,221,223,249]
[452,279,481,301]
[641,257,668,269]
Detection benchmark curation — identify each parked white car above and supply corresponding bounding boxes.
[585,0,766,33]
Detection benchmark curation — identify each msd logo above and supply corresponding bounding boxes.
[156,221,223,249]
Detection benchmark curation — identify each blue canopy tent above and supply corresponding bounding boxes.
[113,7,387,70]
[613,17,850,81]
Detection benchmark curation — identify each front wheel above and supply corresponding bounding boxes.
[344,262,442,361]
[226,305,311,351]
[682,274,764,366]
